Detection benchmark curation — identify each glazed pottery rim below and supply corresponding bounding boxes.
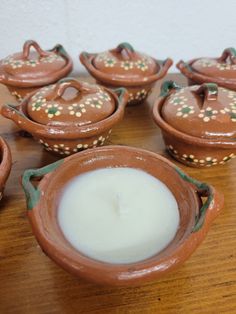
[80,52,173,87]
[0,136,12,194]
[1,87,128,139]
[0,44,73,87]
[153,96,236,148]
[22,145,223,285]
[177,58,236,87]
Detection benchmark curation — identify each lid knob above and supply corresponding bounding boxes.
[113,42,135,60]
[195,83,218,109]
[22,40,50,59]
[48,78,97,101]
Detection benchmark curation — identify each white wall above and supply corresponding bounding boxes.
[0,0,235,73]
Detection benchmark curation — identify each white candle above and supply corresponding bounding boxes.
[58,167,180,264]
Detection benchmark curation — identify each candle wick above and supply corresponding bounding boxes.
[115,193,128,218]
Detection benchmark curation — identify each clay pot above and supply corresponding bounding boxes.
[153,81,236,167]
[0,40,73,101]
[0,137,12,200]
[177,48,236,90]
[21,145,223,286]
[80,42,173,105]
[1,78,129,156]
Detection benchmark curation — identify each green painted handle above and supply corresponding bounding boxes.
[160,80,181,97]
[113,87,127,100]
[219,47,236,63]
[113,87,129,109]
[51,43,70,59]
[175,167,213,232]
[196,83,218,100]
[22,160,63,210]
[117,42,135,53]
[116,42,135,59]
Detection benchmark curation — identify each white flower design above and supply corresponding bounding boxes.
[176,105,195,118]
[136,59,149,71]
[121,61,134,70]
[198,106,218,122]
[104,58,116,67]
[169,96,187,106]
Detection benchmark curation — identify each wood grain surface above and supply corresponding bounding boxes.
[0,74,235,314]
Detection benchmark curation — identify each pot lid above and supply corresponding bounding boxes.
[160,81,236,139]
[0,40,72,86]
[190,48,236,79]
[92,42,159,80]
[26,78,116,126]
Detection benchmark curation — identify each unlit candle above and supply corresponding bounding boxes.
[58,167,180,264]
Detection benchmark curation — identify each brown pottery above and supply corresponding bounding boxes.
[177,48,236,90]
[0,40,73,101]
[22,145,223,286]
[153,81,236,167]
[1,78,129,156]
[80,42,173,105]
[0,137,12,200]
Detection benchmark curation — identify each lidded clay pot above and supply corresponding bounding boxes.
[80,42,173,105]
[1,78,129,156]
[21,145,223,286]
[153,81,236,167]
[177,48,236,90]
[0,40,73,101]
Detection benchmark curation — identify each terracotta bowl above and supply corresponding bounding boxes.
[1,80,129,157]
[80,42,173,106]
[0,40,73,101]
[153,81,236,168]
[0,137,12,200]
[21,145,223,286]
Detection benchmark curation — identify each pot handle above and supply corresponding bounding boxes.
[50,43,70,59]
[80,51,97,68]
[22,160,63,210]
[176,60,193,76]
[48,78,98,100]
[218,47,236,64]
[175,167,224,232]
[194,83,218,109]
[160,80,181,97]
[113,87,129,109]
[22,40,50,59]
[149,58,173,82]
[1,103,23,122]
[112,42,135,60]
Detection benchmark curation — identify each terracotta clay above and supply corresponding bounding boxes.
[0,40,73,101]
[80,42,173,105]
[0,137,12,200]
[21,145,223,286]
[177,48,236,90]
[153,81,236,167]
[1,78,129,156]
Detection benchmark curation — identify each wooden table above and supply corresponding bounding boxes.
[0,74,235,314]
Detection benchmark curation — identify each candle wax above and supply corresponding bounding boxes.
[58,167,180,264]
